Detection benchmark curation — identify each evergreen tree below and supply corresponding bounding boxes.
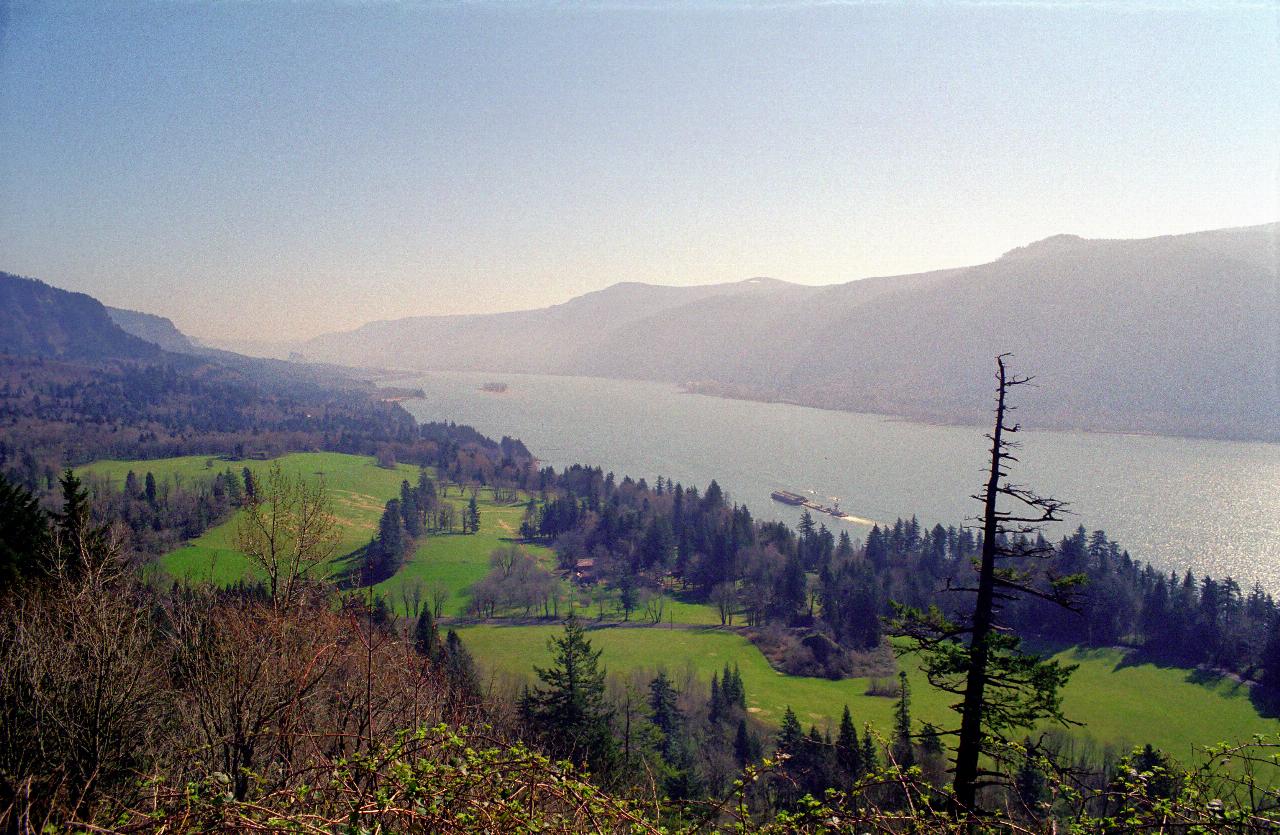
[648,671,680,738]
[734,718,754,766]
[377,501,405,561]
[466,494,481,534]
[777,706,803,754]
[54,469,100,575]
[400,480,422,537]
[442,629,481,704]
[892,671,915,768]
[648,671,681,760]
[144,471,158,507]
[519,615,616,774]
[1014,737,1046,816]
[861,725,878,774]
[413,608,440,659]
[835,705,862,780]
[0,473,49,590]
[891,357,1079,815]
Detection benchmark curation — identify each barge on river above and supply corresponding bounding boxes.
[771,489,870,525]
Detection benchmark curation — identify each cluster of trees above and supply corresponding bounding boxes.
[469,544,561,618]
[362,477,488,584]
[514,463,1280,688]
[517,615,775,802]
[82,466,251,557]
[362,471,438,583]
[0,352,535,507]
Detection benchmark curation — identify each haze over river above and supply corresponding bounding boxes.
[395,371,1280,592]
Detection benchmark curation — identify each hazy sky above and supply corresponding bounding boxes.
[1,1,1276,342]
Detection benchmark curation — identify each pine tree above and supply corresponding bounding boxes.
[1259,611,1280,709]
[861,725,878,774]
[413,608,440,659]
[519,615,616,774]
[891,356,1080,815]
[777,706,803,753]
[1014,737,1046,816]
[466,494,481,534]
[55,469,101,576]
[835,705,862,780]
[734,718,754,766]
[0,473,49,590]
[892,671,915,769]
[442,629,480,704]
[648,671,680,738]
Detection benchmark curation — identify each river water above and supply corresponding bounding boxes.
[394,371,1280,591]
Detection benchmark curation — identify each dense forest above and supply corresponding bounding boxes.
[506,463,1280,688]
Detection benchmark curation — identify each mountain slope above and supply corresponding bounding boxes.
[0,273,161,360]
[300,277,808,373]
[107,306,200,354]
[779,224,1278,438]
[302,223,1279,441]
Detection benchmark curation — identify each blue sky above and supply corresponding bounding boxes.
[0,1,1275,341]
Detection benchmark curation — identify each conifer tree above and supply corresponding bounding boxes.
[443,629,481,704]
[861,725,878,774]
[648,671,681,760]
[734,718,754,766]
[144,471,158,508]
[892,671,915,769]
[891,356,1081,815]
[777,706,803,753]
[0,473,49,589]
[54,469,101,576]
[519,615,616,774]
[413,608,439,659]
[1014,737,1046,815]
[835,705,862,780]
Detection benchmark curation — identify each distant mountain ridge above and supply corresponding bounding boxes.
[300,223,1279,442]
[106,306,200,354]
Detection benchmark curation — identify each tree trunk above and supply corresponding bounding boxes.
[952,357,1009,815]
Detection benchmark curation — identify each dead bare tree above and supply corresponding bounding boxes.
[893,355,1084,818]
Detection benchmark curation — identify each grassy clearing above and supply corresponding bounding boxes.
[374,499,547,617]
[455,623,1279,758]
[80,452,723,622]
[81,452,426,585]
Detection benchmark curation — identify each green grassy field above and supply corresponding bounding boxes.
[82,452,427,585]
[373,497,545,617]
[81,452,722,621]
[455,623,1279,761]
